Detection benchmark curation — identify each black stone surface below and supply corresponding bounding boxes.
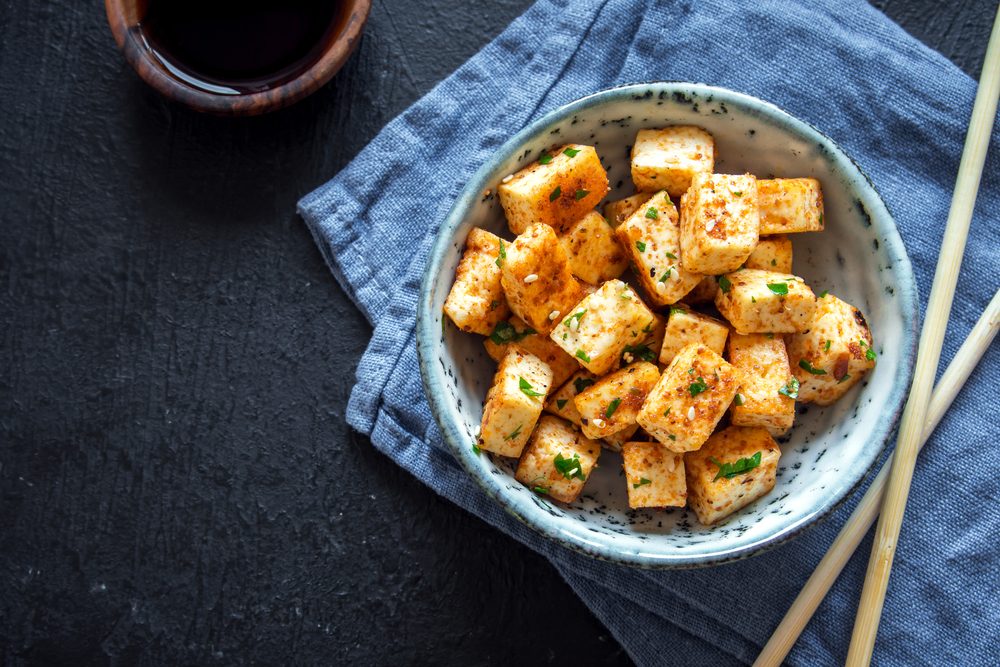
[0,1,993,664]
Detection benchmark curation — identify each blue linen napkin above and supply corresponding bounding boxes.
[299,0,1000,664]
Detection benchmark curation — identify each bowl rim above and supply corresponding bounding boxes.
[416,81,918,569]
[104,0,372,116]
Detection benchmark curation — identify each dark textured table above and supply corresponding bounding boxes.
[1,1,994,664]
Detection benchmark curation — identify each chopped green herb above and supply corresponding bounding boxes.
[549,186,562,201]
[635,240,647,252]
[838,373,852,384]
[711,451,762,481]
[824,340,832,351]
[532,485,549,495]
[472,442,482,455]
[663,407,671,416]
[605,398,622,419]
[778,377,800,399]
[504,424,523,441]
[668,434,677,441]
[563,147,580,158]
[633,477,652,489]
[659,268,672,282]
[623,344,656,363]
[770,258,777,266]
[575,349,591,363]
[819,213,824,225]
[689,377,709,397]
[860,339,877,362]
[489,321,534,345]
[687,368,695,374]
[495,239,506,267]
[765,333,775,339]
[573,377,595,393]
[733,190,743,197]
[556,398,568,410]
[645,207,659,219]
[669,306,686,316]
[767,282,789,295]
[563,309,587,328]
[538,152,553,165]
[519,376,544,398]
[665,251,678,260]
[574,189,589,200]
[488,300,500,311]
[798,359,827,375]
[718,275,732,293]
[734,393,744,406]
[641,322,654,335]
[818,290,829,298]
[751,296,757,303]
[554,452,586,481]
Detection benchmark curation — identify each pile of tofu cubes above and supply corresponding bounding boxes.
[443,127,877,525]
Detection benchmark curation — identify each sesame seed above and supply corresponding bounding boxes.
[687,406,696,420]
[623,353,634,364]
[524,273,539,283]
[569,318,579,331]
[501,174,514,183]
[665,456,675,473]
[621,290,633,300]
[548,310,560,321]
[592,418,606,428]
[656,282,666,293]
[706,219,717,232]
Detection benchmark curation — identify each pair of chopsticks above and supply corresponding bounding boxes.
[755,7,1000,666]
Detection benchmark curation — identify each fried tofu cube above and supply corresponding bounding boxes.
[786,293,877,405]
[478,349,553,457]
[622,441,686,509]
[515,416,601,503]
[601,424,640,453]
[498,144,610,235]
[679,173,760,275]
[443,228,511,335]
[604,193,653,227]
[685,426,781,525]
[682,276,719,304]
[501,223,585,335]
[574,362,660,440]
[714,268,817,334]
[744,235,793,273]
[658,305,729,365]
[548,279,657,375]
[631,126,715,196]
[543,370,598,426]
[617,191,702,306]
[484,317,579,388]
[727,333,796,435]
[758,178,825,235]
[637,343,742,453]
[560,211,629,285]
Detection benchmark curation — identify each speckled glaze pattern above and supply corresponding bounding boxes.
[417,83,917,569]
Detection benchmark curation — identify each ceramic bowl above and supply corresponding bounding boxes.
[416,82,917,568]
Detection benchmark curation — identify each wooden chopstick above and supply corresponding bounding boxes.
[753,289,1000,667]
[845,9,1000,665]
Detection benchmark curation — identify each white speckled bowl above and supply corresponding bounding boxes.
[416,83,917,568]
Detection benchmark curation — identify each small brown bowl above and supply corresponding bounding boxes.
[104,0,371,116]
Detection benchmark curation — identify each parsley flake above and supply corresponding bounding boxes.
[556,399,568,410]
[818,290,829,298]
[718,275,732,293]
[668,434,677,441]
[563,310,586,328]
[495,239,506,267]
[798,359,827,375]
[549,186,562,201]
[711,451,762,481]
[633,477,652,489]
[636,240,647,252]
[659,268,671,282]
[860,339,876,361]
[563,147,581,158]
[689,377,709,397]
[623,344,656,363]
[645,207,659,219]
[767,282,789,295]
[472,442,482,455]
[824,340,832,351]
[504,424,523,441]
[538,152,553,165]
[605,398,622,419]
[573,377,595,393]
[574,189,589,200]
[489,321,535,345]
[532,485,549,494]
[554,452,586,481]
[771,258,777,266]
[665,251,678,260]
[838,373,852,384]
[575,349,591,363]
[778,377,800,399]
[734,393,744,406]
[519,376,544,398]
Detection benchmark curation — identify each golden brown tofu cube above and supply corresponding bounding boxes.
[617,191,702,306]
[636,343,742,453]
[484,316,579,388]
[515,416,601,503]
[478,349,553,457]
[679,173,760,275]
[658,305,729,365]
[714,268,817,334]
[560,211,629,285]
[574,361,660,440]
[442,228,511,335]
[501,223,585,335]
[631,126,715,196]
[786,293,877,405]
[543,370,598,426]
[548,279,657,376]
[727,333,796,436]
[758,178,825,235]
[681,275,719,304]
[604,193,653,227]
[744,235,793,273]
[685,426,781,525]
[622,441,686,509]
[498,144,610,235]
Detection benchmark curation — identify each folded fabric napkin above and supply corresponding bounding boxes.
[299,0,1000,663]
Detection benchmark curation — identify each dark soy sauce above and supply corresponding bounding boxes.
[140,0,347,94]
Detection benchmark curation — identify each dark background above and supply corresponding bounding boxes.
[0,1,994,664]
